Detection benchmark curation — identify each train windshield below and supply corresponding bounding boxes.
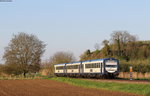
[105,65,117,68]
[105,60,118,68]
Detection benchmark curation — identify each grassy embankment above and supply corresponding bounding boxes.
[49,77,150,96]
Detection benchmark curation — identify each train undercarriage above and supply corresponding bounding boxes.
[55,72,119,79]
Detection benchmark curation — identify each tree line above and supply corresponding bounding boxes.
[0,31,150,77]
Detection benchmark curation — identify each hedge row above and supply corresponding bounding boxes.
[120,60,150,73]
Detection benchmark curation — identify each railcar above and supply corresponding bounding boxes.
[54,63,66,77]
[54,58,119,78]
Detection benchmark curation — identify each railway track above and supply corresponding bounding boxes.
[80,78,150,84]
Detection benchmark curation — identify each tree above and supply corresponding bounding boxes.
[102,40,111,56]
[94,43,100,50]
[0,64,4,75]
[50,51,76,64]
[40,60,54,76]
[111,31,122,56]
[3,32,46,77]
[111,31,137,57]
[40,52,75,76]
[111,31,137,45]
[102,40,109,46]
[80,49,91,61]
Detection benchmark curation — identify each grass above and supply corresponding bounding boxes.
[117,77,150,80]
[49,77,150,96]
[135,78,150,80]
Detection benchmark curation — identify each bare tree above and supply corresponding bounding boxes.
[45,51,76,75]
[41,51,76,76]
[40,60,54,76]
[110,31,137,56]
[3,32,46,77]
[94,43,100,50]
[50,51,76,64]
[111,31,137,45]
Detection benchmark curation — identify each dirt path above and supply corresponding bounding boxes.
[0,79,141,96]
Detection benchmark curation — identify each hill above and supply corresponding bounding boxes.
[80,31,150,73]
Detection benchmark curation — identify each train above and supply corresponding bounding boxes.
[54,58,119,78]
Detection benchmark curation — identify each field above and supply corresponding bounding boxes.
[50,77,150,96]
[0,79,142,96]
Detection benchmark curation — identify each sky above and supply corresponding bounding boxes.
[0,0,150,63]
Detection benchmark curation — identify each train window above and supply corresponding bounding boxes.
[94,63,96,68]
[85,63,100,68]
[97,63,100,68]
[97,63,99,68]
[93,63,95,68]
[66,65,79,69]
[56,66,64,70]
[85,64,89,68]
[91,64,92,68]
[96,63,99,68]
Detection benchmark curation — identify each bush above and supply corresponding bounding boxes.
[119,60,150,73]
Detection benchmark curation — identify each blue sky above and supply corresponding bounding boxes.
[0,0,150,62]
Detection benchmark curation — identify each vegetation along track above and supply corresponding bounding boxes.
[81,78,150,84]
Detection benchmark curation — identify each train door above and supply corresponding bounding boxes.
[103,60,106,74]
[82,64,84,73]
[100,63,102,74]
[64,64,66,75]
[79,64,80,73]
[79,63,83,74]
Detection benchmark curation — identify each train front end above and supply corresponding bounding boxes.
[105,58,119,78]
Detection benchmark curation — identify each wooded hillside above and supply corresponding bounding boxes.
[80,31,150,73]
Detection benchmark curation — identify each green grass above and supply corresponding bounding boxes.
[117,77,150,81]
[135,78,150,80]
[49,77,150,96]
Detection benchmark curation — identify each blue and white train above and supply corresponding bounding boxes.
[54,58,119,78]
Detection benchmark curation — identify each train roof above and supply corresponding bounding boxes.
[82,58,117,63]
[66,61,81,64]
[54,58,118,65]
[54,63,66,66]
[54,61,81,66]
